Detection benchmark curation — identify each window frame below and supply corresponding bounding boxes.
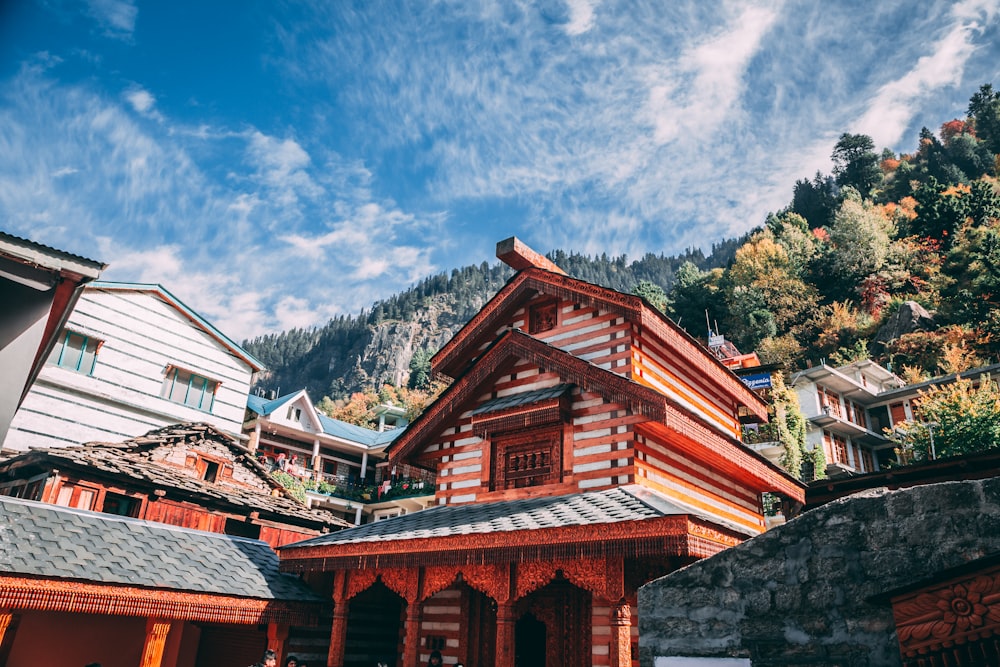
[48,329,102,375]
[161,365,220,413]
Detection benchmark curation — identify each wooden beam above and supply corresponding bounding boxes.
[496,237,566,275]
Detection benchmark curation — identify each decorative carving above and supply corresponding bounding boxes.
[555,558,609,598]
[491,427,562,491]
[345,570,378,601]
[516,560,558,599]
[605,554,625,602]
[461,564,510,603]
[893,568,1000,655]
[420,566,461,601]
[0,576,317,626]
[139,619,173,667]
[529,300,558,334]
[380,568,418,602]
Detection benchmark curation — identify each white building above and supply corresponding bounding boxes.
[791,359,904,475]
[2,282,263,455]
[245,389,435,525]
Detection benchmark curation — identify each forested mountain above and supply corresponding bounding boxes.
[243,240,745,401]
[246,83,1000,407]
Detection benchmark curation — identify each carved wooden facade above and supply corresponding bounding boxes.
[280,238,805,667]
[891,561,1000,666]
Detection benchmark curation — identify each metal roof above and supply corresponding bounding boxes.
[0,495,322,601]
[0,230,106,276]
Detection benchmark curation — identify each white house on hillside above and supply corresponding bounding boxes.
[2,282,263,455]
[245,389,435,525]
[791,359,905,475]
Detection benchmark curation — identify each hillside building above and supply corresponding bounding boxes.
[245,390,435,525]
[279,238,805,667]
[0,422,348,549]
[2,282,263,455]
[790,360,1000,477]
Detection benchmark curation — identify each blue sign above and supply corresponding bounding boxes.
[741,372,772,390]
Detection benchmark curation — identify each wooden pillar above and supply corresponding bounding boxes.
[402,600,421,667]
[268,622,290,663]
[139,618,172,667]
[610,599,632,667]
[0,609,18,666]
[327,604,349,667]
[494,600,516,667]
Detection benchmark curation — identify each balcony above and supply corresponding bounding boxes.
[741,423,784,467]
[304,473,434,504]
[809,406,888,445]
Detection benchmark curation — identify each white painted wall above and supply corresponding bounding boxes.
[3,287,255,453]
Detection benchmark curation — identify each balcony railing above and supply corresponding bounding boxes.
[304,475,434,503]
[742,423,781,445]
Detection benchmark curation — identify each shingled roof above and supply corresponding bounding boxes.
[0,495,321,601]
[0,422,350,530]
[283,484,756,551]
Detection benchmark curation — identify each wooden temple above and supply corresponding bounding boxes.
[279,237,806,667]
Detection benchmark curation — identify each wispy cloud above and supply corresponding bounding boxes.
[0,66,442,339]
[855,0,999,146]
[85,0,138,39]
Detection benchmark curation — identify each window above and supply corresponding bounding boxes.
[203,460,220,482]
[47,330,101,374]
[491,427,563,491]
[161,366,218,412]
[224,518,261,539]
[286,406,302,421]
[102,492,140,517]
[55,485,95,510]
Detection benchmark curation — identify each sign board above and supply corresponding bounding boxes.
[708,334,725,348]
[740,372,772,390]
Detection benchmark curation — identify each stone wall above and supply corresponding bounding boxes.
[639,477,1000,666]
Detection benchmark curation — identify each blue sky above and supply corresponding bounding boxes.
[1,0,999,341]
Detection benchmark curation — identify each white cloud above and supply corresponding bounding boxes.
[855,0,996,147]
[85,0,138,38]
[644,5,780,146]
[125,88,155,113]
[564,0,598,36]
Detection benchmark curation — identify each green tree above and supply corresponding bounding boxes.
[632,280,669,313]
[968,83,1000,155]
[724,232,818,352]
[832,133,883,197]
[892,374,1000,462]
[829,189,896,289]
[667,262,726,337]
[408,348,433,389]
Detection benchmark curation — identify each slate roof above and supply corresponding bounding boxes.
[0,495,321,601]
[282,484,755,552]
[247,390,403,447]
[0,423,349,529]
[471,383,573,415]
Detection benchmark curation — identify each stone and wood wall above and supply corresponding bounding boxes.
[639,477,1000,666]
